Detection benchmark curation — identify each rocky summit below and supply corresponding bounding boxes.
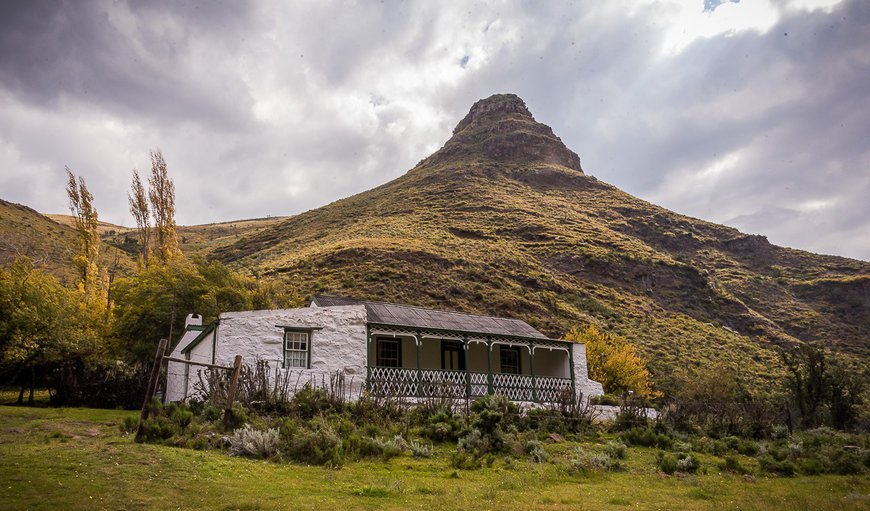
[425,93,583,172]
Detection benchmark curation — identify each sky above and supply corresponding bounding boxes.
[0,0,868,260]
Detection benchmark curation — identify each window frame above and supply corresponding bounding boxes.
[375,337,402,368]
[283,328,311,369]
[499,345,521,375]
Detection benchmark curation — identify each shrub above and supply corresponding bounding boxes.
[759,454,796,476]
[470,394,520,435]
[290,385,342,419]
[135,400,194,442]
[621,427,672,449]
[119,416,138,434]
[422,406,463,443]
[656,452,678,475]
[524,440,550,464]
[285,416,343,466]
[373,435,406,460]
[526,409,568,435]
[719,455,748,474]
[676,453,700,473]
[567,447,621,473]
[410,440,433,458]
[605,440,627,460]
[830,450,864,475]
[228,425,280,459]
[590,394,621,406]
[657,451,698,474]
[450,451,482,470]
[737,439,759,456]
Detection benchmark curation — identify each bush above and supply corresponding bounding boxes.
[719,455,748,474]
[759,454,796,476]
[450,451,485,470]
[470,394,520,435]
[228,425,280,459]
[410,440,433,458]
[657,451,698,474]
[676,453,700,473]
[284,416,344,466]
[421,406,463,443]
[568,447,621,473]
[590,394,620,406]
[656,452,678,475]
[526,409,568,435]
[621,427,672,449]
[605,440,627,460]
[290,385,342,419]
[135,400,194,443]
[373,435,406,460]
[524,440,550,463]
[119,416,138,434]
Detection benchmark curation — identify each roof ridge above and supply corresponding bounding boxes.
[314,294,530,323]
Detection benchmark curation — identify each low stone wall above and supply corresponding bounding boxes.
[592,404,659,422]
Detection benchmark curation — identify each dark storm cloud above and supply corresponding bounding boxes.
[0,0,255,129]
[0,0,867,260]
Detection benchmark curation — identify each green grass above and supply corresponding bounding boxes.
[1,406,868,510]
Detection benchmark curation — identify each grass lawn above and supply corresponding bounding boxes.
[0,405,868,510]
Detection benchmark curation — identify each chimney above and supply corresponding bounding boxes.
[185,313,202,329]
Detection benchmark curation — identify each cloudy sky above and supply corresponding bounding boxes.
[0,0,867,260]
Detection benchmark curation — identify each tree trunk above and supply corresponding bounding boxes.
[28,366,35,404]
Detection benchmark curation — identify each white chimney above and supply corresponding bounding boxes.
[185,313,202,329]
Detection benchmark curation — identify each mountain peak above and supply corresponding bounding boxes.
[426,93,583,173]
[452,93,533,134]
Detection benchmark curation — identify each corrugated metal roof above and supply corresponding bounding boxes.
[312,295,548,339]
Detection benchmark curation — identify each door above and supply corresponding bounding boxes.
[441,340,465,371]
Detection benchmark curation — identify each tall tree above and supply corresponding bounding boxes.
[65,167,107,309]
[127,168,151,267]
[147,149,180,265]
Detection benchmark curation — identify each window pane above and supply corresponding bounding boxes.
[377,339,400,368]
[500,346,520,374]
[284,331,309,368]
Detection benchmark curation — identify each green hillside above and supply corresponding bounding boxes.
[0,199,138,281]
[212,94,869,389]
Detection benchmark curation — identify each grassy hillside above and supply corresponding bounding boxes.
[45,213,286,267]
[0,199,137,281]
[211,94,869,389]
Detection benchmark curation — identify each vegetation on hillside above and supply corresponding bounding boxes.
[0,151,290,404]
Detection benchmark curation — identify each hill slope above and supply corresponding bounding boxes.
[213,94,869,388]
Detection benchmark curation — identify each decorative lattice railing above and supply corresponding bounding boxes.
[367,366,572,403]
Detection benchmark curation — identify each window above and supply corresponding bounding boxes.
[284,330,310,368]
[500,346,521,374]
[376,338,401,368]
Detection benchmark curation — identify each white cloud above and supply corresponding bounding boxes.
[0,0,866,260]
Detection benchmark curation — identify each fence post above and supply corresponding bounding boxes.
[223,355,243,429]
[136,338,168,441]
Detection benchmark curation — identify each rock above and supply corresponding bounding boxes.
[426,93,584,172]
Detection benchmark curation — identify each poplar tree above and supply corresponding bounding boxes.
[147,150,180,264]
[65,167,106,307]
[127,168,151,267]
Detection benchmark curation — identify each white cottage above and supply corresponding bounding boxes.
[166,295,603,405]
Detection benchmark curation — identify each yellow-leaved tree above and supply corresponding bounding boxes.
[565,324,661,399]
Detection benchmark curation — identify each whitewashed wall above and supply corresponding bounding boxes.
[214,304,366,373]
[572,342,604,398]
[166,327,216,402]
